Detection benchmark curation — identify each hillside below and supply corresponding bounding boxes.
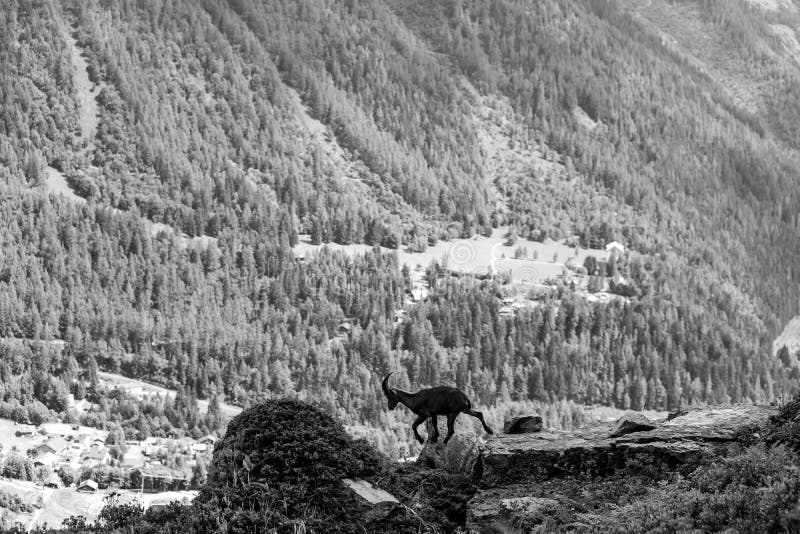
[1,0,800,470]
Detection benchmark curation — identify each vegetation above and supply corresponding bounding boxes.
[51,399,474,533]
[2,0,800,457]
[581,397,800,533]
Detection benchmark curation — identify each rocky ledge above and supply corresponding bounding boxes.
[468,404,776,533]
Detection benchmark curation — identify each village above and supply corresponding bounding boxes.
[0,397,218,529]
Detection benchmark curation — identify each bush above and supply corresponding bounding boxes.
[598,445,800,533]
[590,394,800,533]
[198,398,389,533]
[64,399,469,533]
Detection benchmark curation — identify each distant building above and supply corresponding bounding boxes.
[409,288,429,302]
[605,241,625,261]
[34,443,57,456]
[44,473,62,489]
[81,447,109,467]
[336,322,352,335]
[46,437,68,454]
[499,306,515,318]
[33,452,58,467]
[199,435,217,446]
[77,479,99,493]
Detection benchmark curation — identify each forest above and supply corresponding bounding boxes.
[1,0,799,457]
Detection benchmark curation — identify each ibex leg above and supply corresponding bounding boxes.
[429,415,439,442]
[411,415,427,444]
[443,413,458,444]
[464,409,494,434]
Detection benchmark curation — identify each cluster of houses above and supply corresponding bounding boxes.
[7,421,216,493]
[16,423,111,473]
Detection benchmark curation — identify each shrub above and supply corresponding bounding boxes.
[198,398,389,533]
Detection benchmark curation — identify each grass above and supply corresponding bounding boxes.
[294,225,598,296]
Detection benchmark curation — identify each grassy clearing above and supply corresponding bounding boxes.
[294,226,601,295]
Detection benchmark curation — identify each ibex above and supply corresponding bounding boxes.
[382,373,493,444]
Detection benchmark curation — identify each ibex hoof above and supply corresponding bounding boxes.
[416,436,424,444]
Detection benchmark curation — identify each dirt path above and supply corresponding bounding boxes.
[65,31,101,152]
[44,25,101,203]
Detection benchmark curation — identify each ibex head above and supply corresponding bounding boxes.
[382,373,399,410]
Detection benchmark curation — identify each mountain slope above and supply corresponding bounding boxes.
[1,0,799,455]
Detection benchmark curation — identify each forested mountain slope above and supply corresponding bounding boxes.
[1,0,799,456]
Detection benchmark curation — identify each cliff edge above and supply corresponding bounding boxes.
[468,405,776,533]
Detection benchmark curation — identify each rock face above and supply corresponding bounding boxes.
[503,415,544,434]
[609,411,657,437]
[467,404,776,533]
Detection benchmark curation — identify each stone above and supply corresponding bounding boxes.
[342,478,401,522]
[608,411,657,437]
[503,415,544,434]
[342,478,399,504]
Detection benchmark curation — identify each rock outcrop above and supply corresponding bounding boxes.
[504,415,544,434]
[608,411,656,437]
[467,404,775,533]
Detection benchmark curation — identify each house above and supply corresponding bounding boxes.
[191,443,208,456]
[33,452,58,467]
[336,322,352,336]
[605,241,625,261]
[81,447,109,467]
[34,443,57,456]
[77,479,98,493]
[44,473,62,489]
[72,434,91,449]
[45,437,68,454]
[143,438,163,457]
[499,306,515,318]
[198,435,217,446]
[409,288,428,302]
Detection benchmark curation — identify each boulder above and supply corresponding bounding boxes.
[342,478,399,505]
[609,411,657,437]
[504,415,544,434]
